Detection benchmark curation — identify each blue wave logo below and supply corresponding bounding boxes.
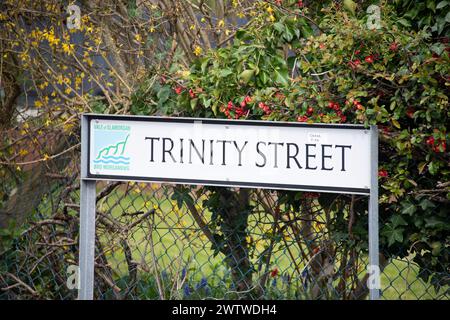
[94,135,130,165]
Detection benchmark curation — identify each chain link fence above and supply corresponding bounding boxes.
[0,179,448,300]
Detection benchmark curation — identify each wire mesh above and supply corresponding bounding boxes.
[0,180,448,300]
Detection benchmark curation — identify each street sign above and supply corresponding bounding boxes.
[86,114,372,194]
[78,114,380,300]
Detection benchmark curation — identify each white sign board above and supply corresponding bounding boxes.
[86,115,372,194]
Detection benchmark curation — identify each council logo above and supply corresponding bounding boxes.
[92,122,131,172]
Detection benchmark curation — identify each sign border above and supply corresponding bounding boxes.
[84,113,371,195]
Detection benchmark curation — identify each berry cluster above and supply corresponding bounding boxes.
[258,102,272,115]
[221,97,251,119]
[327,101,347,122]
[426,136,447,153]
[348,48,378,70]
[296,101,348,123]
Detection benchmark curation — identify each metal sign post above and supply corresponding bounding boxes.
[78,114,379,300]
[78,115,96,300]
[369,125,380,299]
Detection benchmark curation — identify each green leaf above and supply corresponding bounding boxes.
[397,18,412,27]
[392,119,401,129]
[391,215,408,228]
[436,1,449,9]
[420,198,436,210]
[425,217,448,229]
[212,102,218,115]
[273,22,284,33]
[190,98,198,110]
[383,225,404,246]
[274,68,289,87]
[401,201,417,215]
[157,86,171,103]
[239,69,255,84]
[343,0,357,15]
[219,69,233,77]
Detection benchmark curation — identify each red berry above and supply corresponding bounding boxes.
[365,55,374,64]
[426,136,435,146]
[174,86,183,95]
[189,89,196,98]
[378,169,388,178]
[433,140,447,153]
[406,108,415,118]
[270,268,279,278]
[307,107,314,115]
[348,59,361,69]
[389,42,398,52]
[297,115,308,122]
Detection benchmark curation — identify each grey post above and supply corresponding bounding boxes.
[368,125,380,300]
[78,115,96,300]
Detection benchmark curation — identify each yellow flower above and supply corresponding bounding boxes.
[193,46,203,56]
[181,70,191,79]
[62,43,74,55]
[39,81,49,90]
[43,154,51,161]
[35,100,44,108]
[218,19,225,28]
